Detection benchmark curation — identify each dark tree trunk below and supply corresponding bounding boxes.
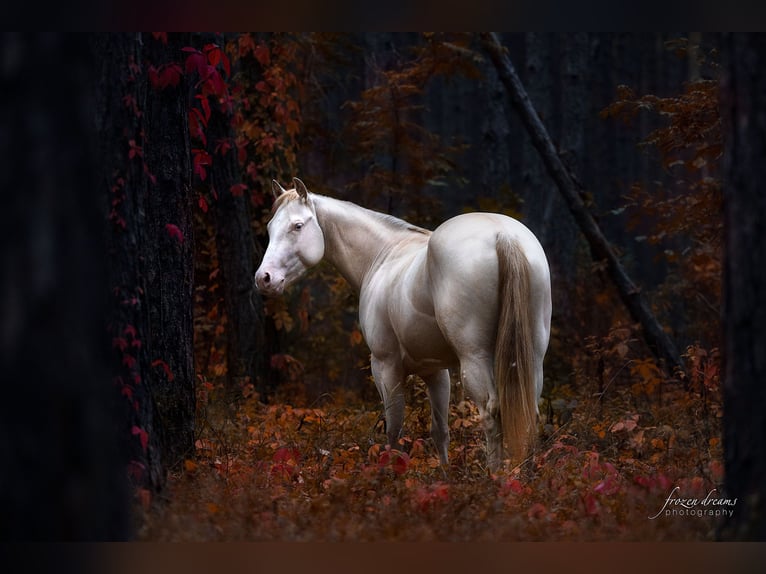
[205,35,264,397]
[719,32,766,541]
[142,33,195,470]
[94,32,195,494]
[0,33,129,540]
[480,32,686,377]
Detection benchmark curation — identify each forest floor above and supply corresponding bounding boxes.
[137,343,725,542]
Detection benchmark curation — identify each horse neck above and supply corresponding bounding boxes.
[313,194,418,292]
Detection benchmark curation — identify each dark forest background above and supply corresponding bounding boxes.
[0,32,763,542]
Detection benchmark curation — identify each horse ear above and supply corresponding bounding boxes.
[272,179,287,199]
[293,177,309,202]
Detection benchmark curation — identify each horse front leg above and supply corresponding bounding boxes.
[370,356,406,450]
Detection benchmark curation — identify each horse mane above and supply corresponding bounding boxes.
[272,189,431,237]
[371,211,431,236]
[271,189,300,213]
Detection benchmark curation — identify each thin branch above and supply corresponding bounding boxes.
[478,32,686,379]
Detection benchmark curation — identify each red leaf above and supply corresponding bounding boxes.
[527,503,547,519]
[254,43,270,66]
[500,478,524,496]
[221,52,231,77]
[238,34,256,57]
[124,324,137,339]
[151,358,175,381]
[127,139,142,159]
[148,65,159,88]
[229,183,247,197]
[273,446,301,464]
[198,195,208,213]
[205,69,226,98]
[185,51,206,76]
[165,223,184,244]
[112,337,128,352]
[132,426,149,452]
[159,63,182,88]
[152,32,168,44]
[583,493,600,516]
[143,162,157,186]
[192,149,212,181]
[206,45,222,67]
[378,448,410,476]
[196,94,211,123]
[128,460,146,482]
[214,138,232,156]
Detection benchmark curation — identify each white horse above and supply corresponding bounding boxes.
[255,178,551,468]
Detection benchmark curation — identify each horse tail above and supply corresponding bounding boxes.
[495,234,537,462]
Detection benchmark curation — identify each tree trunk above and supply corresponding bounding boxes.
[206,35,263,397]
[479,32,685,378]
[0,32,129,540]
[142,33,196,470]
[719,32,766,541]
[94,32,195,494]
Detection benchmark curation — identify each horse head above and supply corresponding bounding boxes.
[254,177,325,296]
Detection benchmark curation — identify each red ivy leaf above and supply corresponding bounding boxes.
[159,63,182,88]
[195,94,211,123]
[229,183,247,197]
[143,162,157,186]
[124,324,137,339]
[205,69,226,98]
[198,195,209,213]
[192,149,212,181]
[205,44,222,67]
[128,460,146,482]
[151,359,175,381]
[221,52,231,77]
[165,223,184,244]
[149,63,183,90]
[132,426,149,452]
[185,51,206,76]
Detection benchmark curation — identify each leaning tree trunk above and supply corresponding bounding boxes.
[719,32,766,541]
[479,32,685,378]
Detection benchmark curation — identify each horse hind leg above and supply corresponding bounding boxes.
[458,356,503,470]
[424,370,450,466]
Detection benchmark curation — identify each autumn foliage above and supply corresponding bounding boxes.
[138,340,722,540]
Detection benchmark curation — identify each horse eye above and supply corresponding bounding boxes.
[294,222,304,231]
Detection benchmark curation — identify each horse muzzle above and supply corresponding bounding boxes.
[254,268,286,296]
